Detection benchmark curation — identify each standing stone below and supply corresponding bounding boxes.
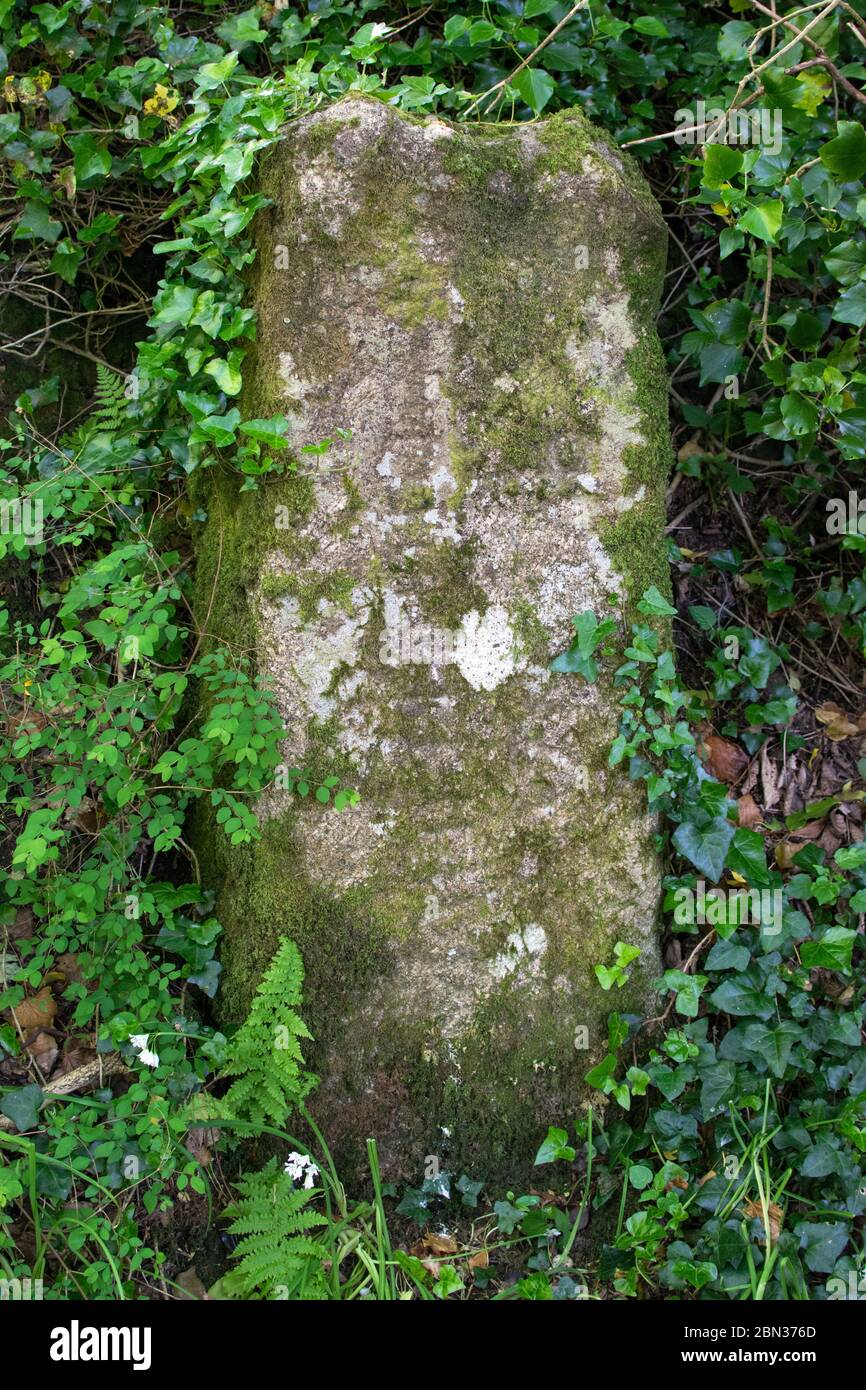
[195,95,671,1184]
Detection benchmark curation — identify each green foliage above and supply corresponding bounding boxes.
[220,1157,327,1301]
[1,0,864,1301]
[549,588,866,1300]
[89,365,132,436]
[220,938,316,1127]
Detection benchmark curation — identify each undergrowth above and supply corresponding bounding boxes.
[0,0,864,1301]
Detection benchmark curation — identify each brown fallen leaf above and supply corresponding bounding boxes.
[10,987,57,1032]
[468,1249,489,1271]
[9,907,34,940]
[815,701,861,742]
[420,1232,458,1257]
[26,1031,58,1075]
[185,1126,219,1166]
[677,438,704,463]
[743,1199,783,1244]
[736,793,763,828]
[775,821,827,870]
[55,1044,97,1077]
[176,1266,209,1301]
[54,953,86,987]
[699,728,749,785]
[760,743,780,811]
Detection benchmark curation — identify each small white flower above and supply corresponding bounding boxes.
[129,1033,160,1068]
[284,1150,319,1188]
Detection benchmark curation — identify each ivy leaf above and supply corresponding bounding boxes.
[196,52,240,91]
[819,122,866,181]
[718,20,753,62]
[456,1174,483,1207]
[795,1221,849,1273]
[494,1199,526,1235]
[633,16,669,37]
[780,392,819,436]
[0,1084,43,1132]
[204,358,242,395]
[14,200,62,244]
[737,200,782,244]
[708,978,775,1020]
[656,969,707,1018]
[637,585,677,617]
[833,282,866,329]
[800,927,856,974]
[743,1021,802,1077]
[699,1061,736,1115]
[238,416,293,447]
[703,144,743,187]
[68,133,112,187]
[672,817,734,881]
[534,1126,575,1164]
[726,827,771,887]
[512,67,556,115]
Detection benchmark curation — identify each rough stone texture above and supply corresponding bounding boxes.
[193,96,672,1185]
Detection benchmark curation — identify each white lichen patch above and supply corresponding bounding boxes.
[288,602,370,719]
[277,351,315,406]
[491,923,548,982]
[453,605,520,691]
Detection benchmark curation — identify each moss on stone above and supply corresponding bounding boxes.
[511,599,549,663]
[260,567,355,623]
[188,95,669,1189]
[409,537,488,628]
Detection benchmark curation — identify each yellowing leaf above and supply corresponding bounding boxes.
[144,84,180,118]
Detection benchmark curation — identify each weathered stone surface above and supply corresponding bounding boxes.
[194,95,671,1183]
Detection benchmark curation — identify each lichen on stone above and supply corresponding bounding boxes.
[190,94,672,1185]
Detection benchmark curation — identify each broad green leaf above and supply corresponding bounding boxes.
[672,817,734,881]
[737,200,782,244]
[703,144,743,187]
[512,67,556,115]
[819,122,866,181]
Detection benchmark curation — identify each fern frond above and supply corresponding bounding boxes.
[220,937,317,1125]
[222,1158,327,1299]
[90,363,131,434]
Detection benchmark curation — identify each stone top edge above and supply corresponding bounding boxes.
[277,93,666,235]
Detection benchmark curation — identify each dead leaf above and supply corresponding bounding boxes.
[9,907,34,940]
[10,987,57,1032]
[736,793,762,828]
[775,819,827,869]
[176,1266,208,1301]
[743,1200,783,1244]
[420,1232,458,1257]
[760,743,780,811]
[185,1126,219,1166]
[26,1031,58,1075]
[815,702,861,742]
[468,1249,489,1271]
[54,953,86,987]
[55,1044,96,1077]
[677,438,704,463]
[699,728,749,785]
